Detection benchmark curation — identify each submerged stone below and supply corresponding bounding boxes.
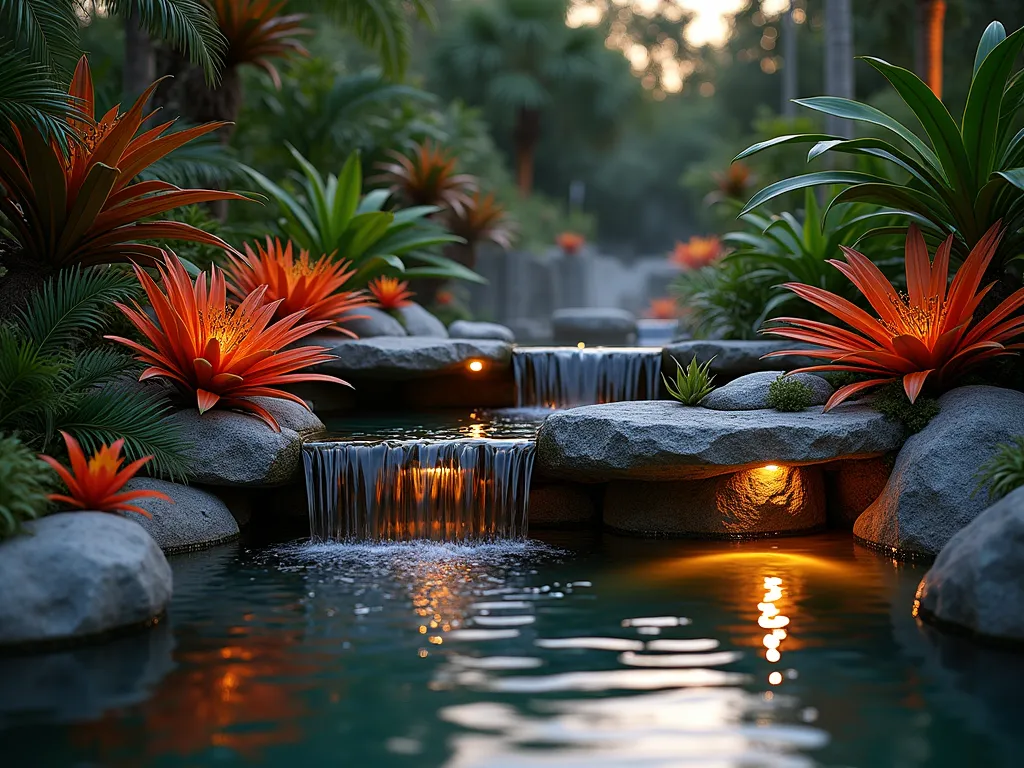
[917,486,1024,642]
[854,386,1024,558]
[536,400,902,482]
[0,513,172,647]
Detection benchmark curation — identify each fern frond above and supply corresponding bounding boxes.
[0,0,80,77]
[107,0,227,85]
[0,45,78,147]
[0,325,59,426]
[15,266,142,356]
[63,348,137,393]
[59,387,193,480]
[139,128,241,188]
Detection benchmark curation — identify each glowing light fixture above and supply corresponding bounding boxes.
[468,360,484,372]
[577,342,586,349]
[763,464,780,472]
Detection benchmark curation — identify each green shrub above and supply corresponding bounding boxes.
[0,434,52,540]
[767,376,813,412]
[663,355,716,406]
[976,437,1024,502]
[872,382,940,435]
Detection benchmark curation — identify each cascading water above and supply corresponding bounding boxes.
[303,439,535,542]
[512,347,662,408]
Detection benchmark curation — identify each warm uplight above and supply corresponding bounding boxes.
[763,464,780,472]
[577,342,586,349]
[468,360,484,372]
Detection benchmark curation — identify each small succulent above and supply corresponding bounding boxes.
[766,376,813,412]
[0,434,52,540]
[664,355,716,406]
[976,437,1024,502]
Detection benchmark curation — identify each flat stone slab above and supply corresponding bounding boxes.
[0,513,172,648]
[662,340,817,380]
[700,371,832,411]
[536,400,903,481]
[449,320,516,343]
[310,336,513,379]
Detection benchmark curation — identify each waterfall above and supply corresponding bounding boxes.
[512,347,662,408]
[303,439,535,542]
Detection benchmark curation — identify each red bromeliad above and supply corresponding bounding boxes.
[368,276,414,310]
[225,237,370,334]
[0,56,245,269]
[765,223,1024,410]
[39,432,171,517]
[107,253,350,431]
[212,0,311,88]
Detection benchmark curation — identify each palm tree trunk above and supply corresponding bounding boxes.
[824,0,854,140]
[513,107,540,197]
[781,7,798,118]
[123,10,155,104]
[916,0,946,98]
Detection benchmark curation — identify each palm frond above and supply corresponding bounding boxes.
[60,387,192,480]
[14,266,142,356]
[0,0,80,76]
[306,0,423,79]
[63,348,137,393]
[0,45,78,147]
[139,127,242,188]
[0,325,58,426]
[107,0,227,84]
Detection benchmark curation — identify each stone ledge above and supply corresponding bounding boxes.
[536,400,903,482]
[309,336,513,380]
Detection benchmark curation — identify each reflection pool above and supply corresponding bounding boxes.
[2,532,1023,767]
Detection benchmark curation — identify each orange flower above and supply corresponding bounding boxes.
[39,432,171,517]
[372,141,475,213]
[765,223,1024,410]
[106,253,349,431]
[212,0,311,87]
[368,277,414,310]
[713,162,753,200]
[556,232,585,255]
[646,298,679,320]
[435,290,454,306]
[671,236,722,269]
[225,237,370,335]
[0,56,245,269]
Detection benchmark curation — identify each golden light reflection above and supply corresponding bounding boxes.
[758,575,790,685]
[411,561,473,658]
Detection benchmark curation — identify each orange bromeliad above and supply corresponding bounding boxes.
[212,0,311,88]
[39,432,171,517]
[368,277,414,310]
[107,253,350,431]
[671,236,722,269]
[765,223,1024,410]
[646,297,679,320]
[556,232,585,255]
[0,56,245,269]
[225,238,370,335]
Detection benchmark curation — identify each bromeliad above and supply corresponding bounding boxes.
[0,56,246,269]
[368,276,414,310]
[107,253,350,431]
[39,432,171,517]
[212,0,312,88]
[225,237,370,334]
[764,224,1024,410]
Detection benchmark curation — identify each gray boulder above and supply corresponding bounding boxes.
[337,307,407,338]
[126,478,239,554]
[700,371,833,411]
[662,340,817,381]
[604,466,826,537]
[449,320,516,343]
[396,302,449,337]
[854,386,1024,558]
[529,484,596,526]
[245,396,326,439]
[169,407,304,487]
[312,336,513,380]
[0,513,172,647]
[917,486,1024,642]
[552,308,637,347]
[536,400,903,482]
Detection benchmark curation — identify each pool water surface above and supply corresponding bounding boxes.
[2,531,1022,767]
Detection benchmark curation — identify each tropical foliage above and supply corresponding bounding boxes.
[107,253,350,431]
[737,21,1024,273]
[368,276,414,310]
[373,141,475,214]
[0,57,244,271]
[976,436,1024,501]
[765,224,1024,410]
[671,236,722,269]
[212,0,311,86]
[40,431,171,516]
[446,191,516,254]
[672,256,776,341]
[242,147,479,286]
[0,266,191,478]
[663,354,716,406]
[225,237,370,333]
[0,434,52,540]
